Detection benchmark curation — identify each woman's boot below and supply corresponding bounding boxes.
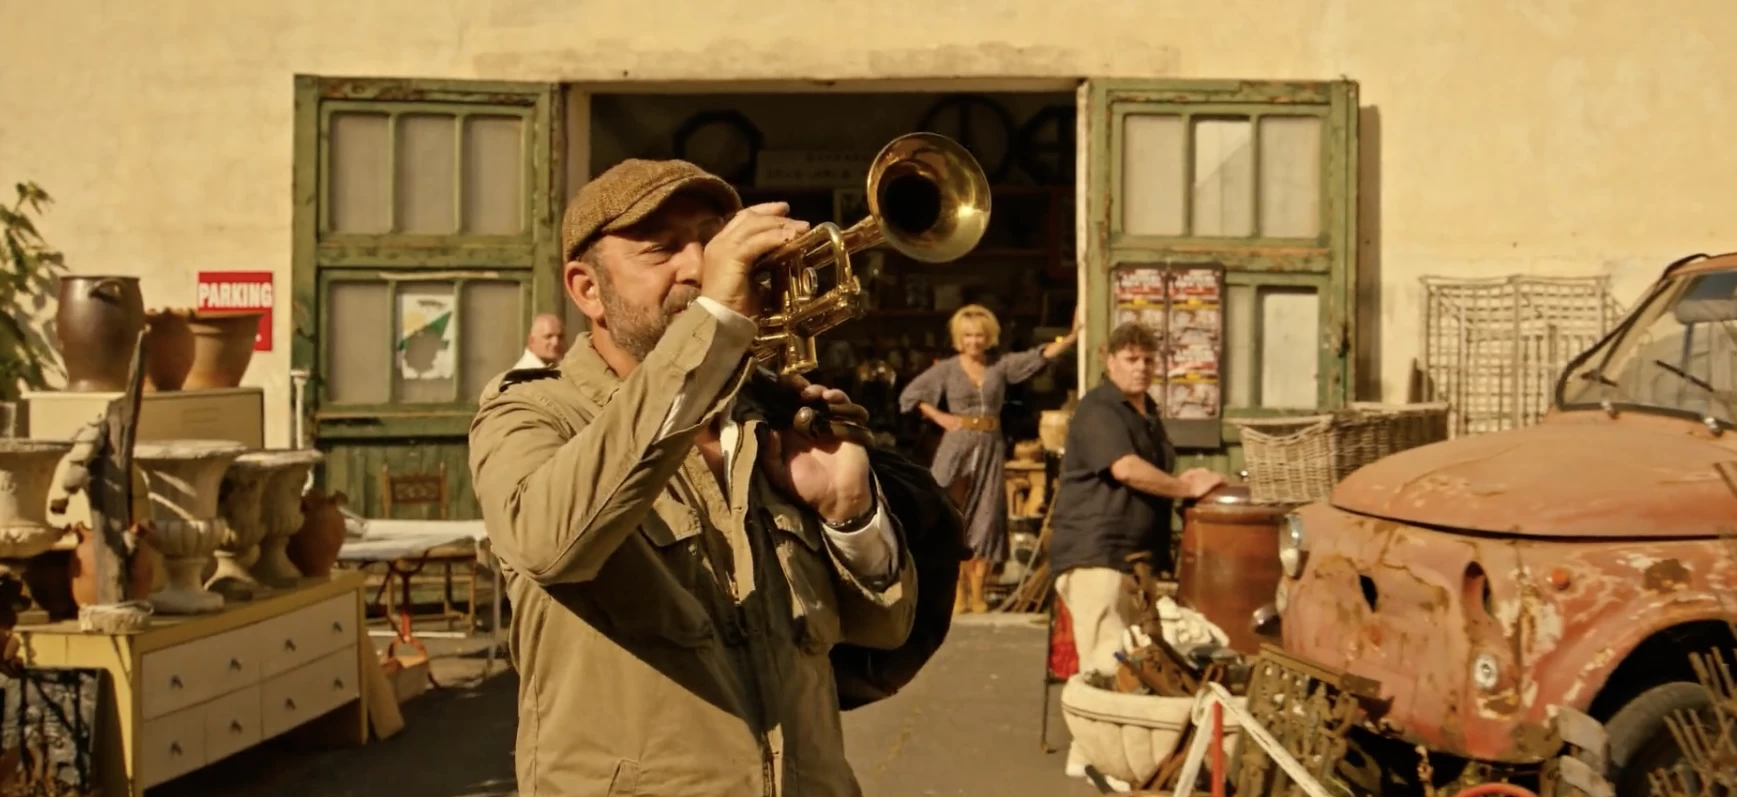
[968,558,990,613]
[954,563,970,614]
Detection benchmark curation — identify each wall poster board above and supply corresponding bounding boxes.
[1111,262,1225,449]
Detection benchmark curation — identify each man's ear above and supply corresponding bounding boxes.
[564,258,606,323]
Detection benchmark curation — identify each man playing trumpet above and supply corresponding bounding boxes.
[469,157,958,797]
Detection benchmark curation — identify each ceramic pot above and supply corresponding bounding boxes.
[133,440,245,614]
[252,449,324,588]
[1038,409,1073,453]
[208,450,305,600]
[22,550,77,621]
[141,308,195,392]
[0,440,75,563]
[286,488,348,579]
[184,310,263,390]
[55,275,146,392]
[67,523,157,608]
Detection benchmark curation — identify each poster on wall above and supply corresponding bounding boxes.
[1112,263,1225,449]
[397,293,456,381]
[195,271,274,352]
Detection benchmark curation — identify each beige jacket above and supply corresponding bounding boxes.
[469,302,917,797]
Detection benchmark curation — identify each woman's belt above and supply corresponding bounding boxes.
[957,415,1000,432]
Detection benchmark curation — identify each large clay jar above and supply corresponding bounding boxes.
[68,523,157,608]
[1177,484,1293,655]
[184,310,264,390]
[141,308,195,392]
[286,488,348,579]
[55,275,146,392]
[133,440,246,614]
[252,449,324,588]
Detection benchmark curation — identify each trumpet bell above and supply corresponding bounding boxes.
[867,133,992,264]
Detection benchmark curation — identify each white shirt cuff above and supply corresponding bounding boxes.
[821,478,899,584]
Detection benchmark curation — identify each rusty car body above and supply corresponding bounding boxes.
[1275,252,1737,790]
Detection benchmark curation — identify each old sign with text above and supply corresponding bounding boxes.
[196,271,274,351]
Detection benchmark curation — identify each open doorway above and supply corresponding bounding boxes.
[584,90,1081,463]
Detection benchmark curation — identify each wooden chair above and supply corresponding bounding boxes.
[372,462,488,636]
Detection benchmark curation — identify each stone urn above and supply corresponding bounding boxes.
[133,440,246,614]
[184,310,264,390]
[0,440,75,570]
[55,275,146,392]
[207,451,303,601]
[252,449,324,588]
[141,308,195,392]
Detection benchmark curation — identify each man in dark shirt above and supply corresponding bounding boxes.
[1048,321,1224,780]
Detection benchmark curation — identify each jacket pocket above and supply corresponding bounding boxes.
[757,498,844,654]
[580,497,716,648]
[606,758,641,796]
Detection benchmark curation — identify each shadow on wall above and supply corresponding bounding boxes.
[1355,105,1383,402]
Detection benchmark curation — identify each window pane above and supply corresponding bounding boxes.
[462,115,525,234]
[395,281,458,404]
[1119,114,1185,236]
[460,280,524,401]
[395,114,457,234]
[328,112,389,233]
[1257,286,1319,408]
[1225,283,1255,408]
[1258,116,1323,238]
[325,281,391,403]
[1191,118,1254,237]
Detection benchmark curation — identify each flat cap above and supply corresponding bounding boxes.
[561,159,742,262]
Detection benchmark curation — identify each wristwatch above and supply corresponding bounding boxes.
[822,490,880,533]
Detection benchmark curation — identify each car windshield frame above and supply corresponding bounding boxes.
[1555,267,1737,428]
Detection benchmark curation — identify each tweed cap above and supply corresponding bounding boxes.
[561,159,742,261]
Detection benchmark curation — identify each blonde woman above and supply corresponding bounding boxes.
[900,304,1081,613]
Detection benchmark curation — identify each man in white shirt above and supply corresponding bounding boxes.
[512,313,565,369]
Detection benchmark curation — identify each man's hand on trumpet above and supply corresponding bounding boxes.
[758,373,878,526]
[700,201,810,318]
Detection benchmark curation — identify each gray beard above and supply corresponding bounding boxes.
[600,285,700,362]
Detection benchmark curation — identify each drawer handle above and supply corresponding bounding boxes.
[283,639,297,653]
[332,677,345,691]
[283,697,297,712]
[331,620,344,634]
[169,676,183,690]
[228,658,243,672]
[229,720,243,735]
[169,742,183,756]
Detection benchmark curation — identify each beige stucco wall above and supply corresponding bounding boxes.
[2,0,1732,447]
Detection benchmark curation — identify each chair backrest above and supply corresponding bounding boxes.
[378,461,449,519]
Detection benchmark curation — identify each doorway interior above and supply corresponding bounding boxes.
[580,88,1082,460]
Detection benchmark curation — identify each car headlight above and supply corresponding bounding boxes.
[1471,652,1501,691]
[1279,513,1306,577]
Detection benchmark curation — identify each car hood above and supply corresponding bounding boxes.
[1328,421,1737,538]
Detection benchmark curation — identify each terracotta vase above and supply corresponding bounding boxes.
[133,440,246,614]
[252,449,324,588]
[141,308,195,392]
[184,310,264,390]
[286,488,348,579]
[67,523,157,608]
[55,275,146,392]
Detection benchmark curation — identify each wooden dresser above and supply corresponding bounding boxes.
[14,572,371,797]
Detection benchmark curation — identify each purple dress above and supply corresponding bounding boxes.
[899,347,1052,563]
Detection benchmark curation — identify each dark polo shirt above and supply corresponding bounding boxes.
[1047,379,1179,576]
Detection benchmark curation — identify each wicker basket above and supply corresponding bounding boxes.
[1231,415,1338,505]
[1233,402,1451,505]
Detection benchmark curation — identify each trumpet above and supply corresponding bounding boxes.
[750,132,991,376]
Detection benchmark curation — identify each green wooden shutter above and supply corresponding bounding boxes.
[1081,78,1359,462]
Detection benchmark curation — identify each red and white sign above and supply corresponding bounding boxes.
[196,271,275,352]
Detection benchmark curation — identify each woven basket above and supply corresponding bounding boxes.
[1232,415,1338,505]
[1233,402,1450,505]
[1336,402,1451,480]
